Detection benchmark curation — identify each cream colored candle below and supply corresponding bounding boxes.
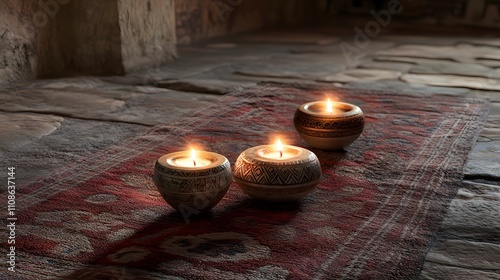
[167,149,212,168]
[258,139,299,160]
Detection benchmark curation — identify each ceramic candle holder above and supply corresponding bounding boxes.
[233,145,321,202]
[294,101,365,150]
[153,151,232,211]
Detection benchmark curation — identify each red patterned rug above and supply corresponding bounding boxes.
[10,83,488,279]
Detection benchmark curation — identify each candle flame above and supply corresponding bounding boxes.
[191,149,197,167]
[327,98,333,113]
[277,139,283,158]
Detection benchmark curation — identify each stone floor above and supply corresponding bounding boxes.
[2,17,500,279]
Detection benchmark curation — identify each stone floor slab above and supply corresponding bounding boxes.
[480,108,500,140]
[178,45,282,64]
[357,61,413,72]
[375,55,500,78]
[419,262,500,280]
[438,181,500,241]
[377,45,468,62]
[288,45,344,54]
[319,69,401,83]
[0,88,220,126]
[480,128,500,141]
[409,62,499,79]
[240,31,338,45]
[117,93,220,125]
[1,118,145,185]
[158,78,254,95]
[474,59,500,68]
[424,239,500,270]
[206,43,238,49]
[401,74,500,91]
[470,90,500,102]
[0,112,64,153]
[458,181,500,201]
[488,102,500,115]
[235,54,348,80]
[464,141,500,179]
[377,35,464,46]
[0,88,126,118]
[343,80,471,95]
[289,41,395,60]
[156,64,257,94]
[125,59,232,86]
[16,76,119,91]
[377,44,500,65]
[460,39,500,48]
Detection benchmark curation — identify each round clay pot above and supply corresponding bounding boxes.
[153,151,232,212]
[233,145,321,202]
[294,101,365,150]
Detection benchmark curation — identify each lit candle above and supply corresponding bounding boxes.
[153,149,232,213]
[233,139,322,202]
[169,149,211,167]
[259,139,296,160]
[327,98,333,113]
[326,98,344,115]
[302,98,355,116]
[294,98,365,150]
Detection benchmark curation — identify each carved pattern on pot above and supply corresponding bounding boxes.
[233,145,322,202]
[233,156,321,186]
[293,101,365,150]
[153,153,232,211]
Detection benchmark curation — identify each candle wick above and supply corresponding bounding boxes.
[193,159,196,167]
[280,150,283,158]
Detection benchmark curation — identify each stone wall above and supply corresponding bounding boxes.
[1,0,325,84]
[0,0,38,84]
[37,0,177,78]
[175,0,327,44]
[118,0,177,73]
[336,0,500,24]
[36,0,124,78]
[1,0,177,83]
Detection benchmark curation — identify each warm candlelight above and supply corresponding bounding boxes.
[277,139,283,158]
[167,149,211,168]
[259,139,297,160]
[324,98,344,115]
[191,149,196,166]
